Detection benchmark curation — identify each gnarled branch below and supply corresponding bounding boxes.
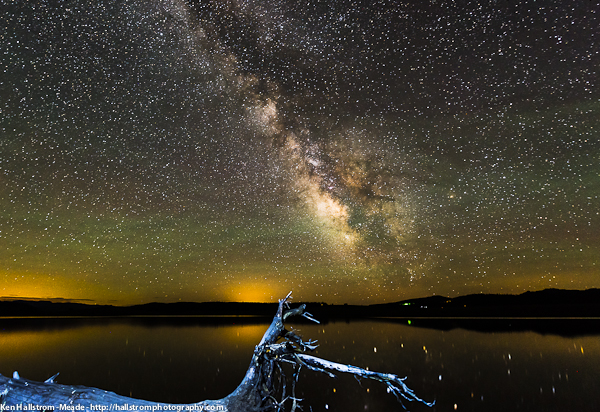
[0,294,433,411]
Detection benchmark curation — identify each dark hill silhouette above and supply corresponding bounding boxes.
[369,288,600,318]
[1,288,599,318]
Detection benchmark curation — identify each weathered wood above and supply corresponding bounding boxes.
[0,294,433,411]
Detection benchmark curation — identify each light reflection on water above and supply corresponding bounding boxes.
[0,317,598,411]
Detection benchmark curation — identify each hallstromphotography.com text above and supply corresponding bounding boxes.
[0,405,225,412]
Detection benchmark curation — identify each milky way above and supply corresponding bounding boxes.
[1,0,599,304]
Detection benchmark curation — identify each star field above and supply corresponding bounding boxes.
[1,0,599,304]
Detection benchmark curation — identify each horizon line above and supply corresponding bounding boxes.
[1,287,597,307]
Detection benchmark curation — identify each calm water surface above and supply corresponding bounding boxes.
[0,317,598,412]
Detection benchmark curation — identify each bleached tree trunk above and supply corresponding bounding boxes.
[0,294,433,411]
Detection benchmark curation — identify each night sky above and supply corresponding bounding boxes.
[1,0,598,305]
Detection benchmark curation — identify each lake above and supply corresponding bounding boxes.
[0,317,598,411]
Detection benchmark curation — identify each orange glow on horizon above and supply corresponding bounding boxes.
[225,282,284,303]
[0,270,100,303]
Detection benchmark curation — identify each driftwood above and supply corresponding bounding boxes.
[0,293,434,412]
